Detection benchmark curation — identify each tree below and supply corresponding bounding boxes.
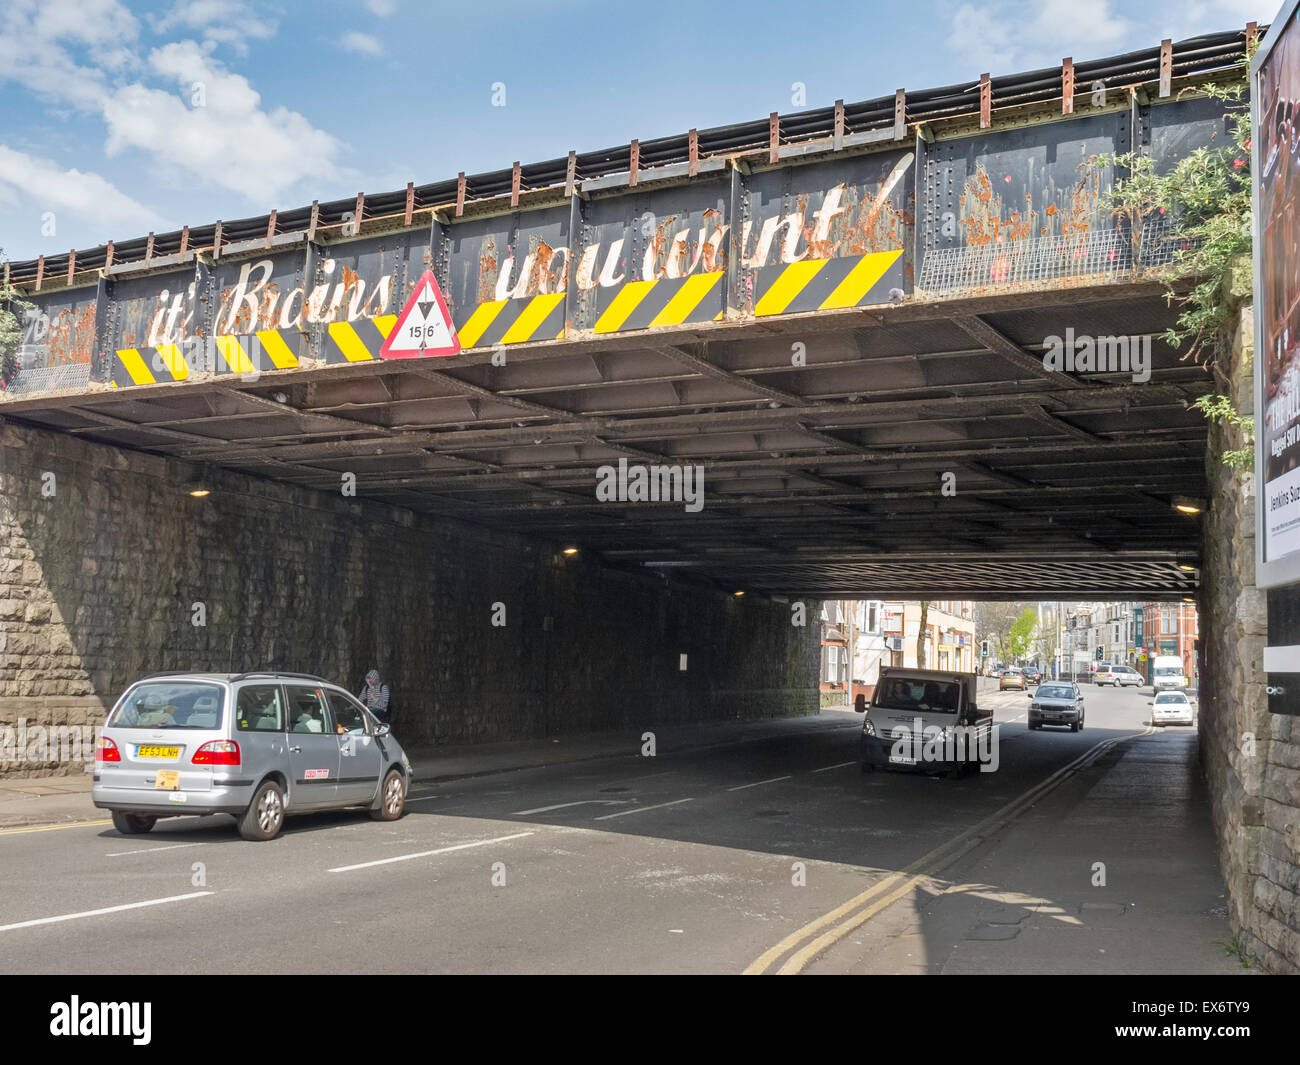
[915,600,930,667]
[0,248,28,389]
[1006,608,1038,662]
[975,601,1027,663]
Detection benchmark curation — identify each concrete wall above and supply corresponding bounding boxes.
[0,420,820,778]
[1199,302,1300,973]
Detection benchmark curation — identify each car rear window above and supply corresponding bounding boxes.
[235,684,286,733]
[874,678,961,713]
[108,682,225,729]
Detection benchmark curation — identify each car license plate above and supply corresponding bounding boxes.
[888,754,917,765]
[154,770,180,790]
[137,745,179,759]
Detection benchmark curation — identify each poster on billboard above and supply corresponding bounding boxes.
[1255,1,1300,587]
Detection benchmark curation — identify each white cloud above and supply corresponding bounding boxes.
[0,145,165,233]
[0,0,139,111]
[946,0,1130,74]
[102,41,345,204]
[365,0,398,15]
[341,31,384,56]
[151,0,277,56]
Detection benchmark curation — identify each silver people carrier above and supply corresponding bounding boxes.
[93,672,412,841]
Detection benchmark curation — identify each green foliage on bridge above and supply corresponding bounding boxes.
[0,247,30,388]
[1100,60,1253,469]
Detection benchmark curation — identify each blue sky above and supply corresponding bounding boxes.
[0,0,1272,262]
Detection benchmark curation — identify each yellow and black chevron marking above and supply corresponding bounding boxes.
[112,329,302,387]
[752,250,905,317]
[593,272,724,335]
[456,293,566,349]
[321,316,393,365]
[212,330,302,375]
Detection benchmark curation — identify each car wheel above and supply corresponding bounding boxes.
[111,811,156,835]
[370,768,406,821]
[239,780,285,841]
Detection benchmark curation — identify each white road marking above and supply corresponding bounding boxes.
[105,842,206,858]
[403,795,442,804]
[727,775,792,792]
[593,798,694,820]
[616,769,677,784]
[811,761,856,773]
[511,800,630,815]
[328,831,535,873]
[0,892,213,933]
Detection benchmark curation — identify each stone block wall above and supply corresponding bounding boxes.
[1199,303,1300,972]
[0,419,821,778]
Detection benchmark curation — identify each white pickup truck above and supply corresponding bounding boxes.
[855,667,994,778]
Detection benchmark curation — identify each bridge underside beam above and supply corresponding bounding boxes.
[5,287,1207,600]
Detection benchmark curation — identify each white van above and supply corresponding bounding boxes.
[856,667,993,777]
[1150,655,1187,692]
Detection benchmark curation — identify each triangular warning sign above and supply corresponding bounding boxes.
[380,271,460,359]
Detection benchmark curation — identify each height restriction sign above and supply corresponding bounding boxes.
[380,271,460,358]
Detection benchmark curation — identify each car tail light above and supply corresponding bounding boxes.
[96,736,120,762]
[192,740,240,766]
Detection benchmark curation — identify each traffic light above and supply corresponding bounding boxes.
[1096,646,1103,660]
[981,640,990,657]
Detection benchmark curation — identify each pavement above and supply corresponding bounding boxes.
[0,683,1244,974]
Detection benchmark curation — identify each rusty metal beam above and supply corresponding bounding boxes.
[979,73,991,128]
[1062,57,1074,114]
[951,315,1086,389]
[1023,403,1104,443]
[649,344,808,408]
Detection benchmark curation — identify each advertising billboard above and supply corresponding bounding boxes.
[1254,1,1300,586]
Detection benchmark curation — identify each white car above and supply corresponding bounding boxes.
[1149,691,1195,727]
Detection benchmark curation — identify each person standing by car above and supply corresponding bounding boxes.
[358,668,391,725]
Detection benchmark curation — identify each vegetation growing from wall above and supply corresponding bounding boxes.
[1099,61,1254,467]
[0,247,27,388]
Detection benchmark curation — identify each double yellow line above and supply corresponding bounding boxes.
[744,726,1155,974]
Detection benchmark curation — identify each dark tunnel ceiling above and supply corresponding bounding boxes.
[7,285,1209,600]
